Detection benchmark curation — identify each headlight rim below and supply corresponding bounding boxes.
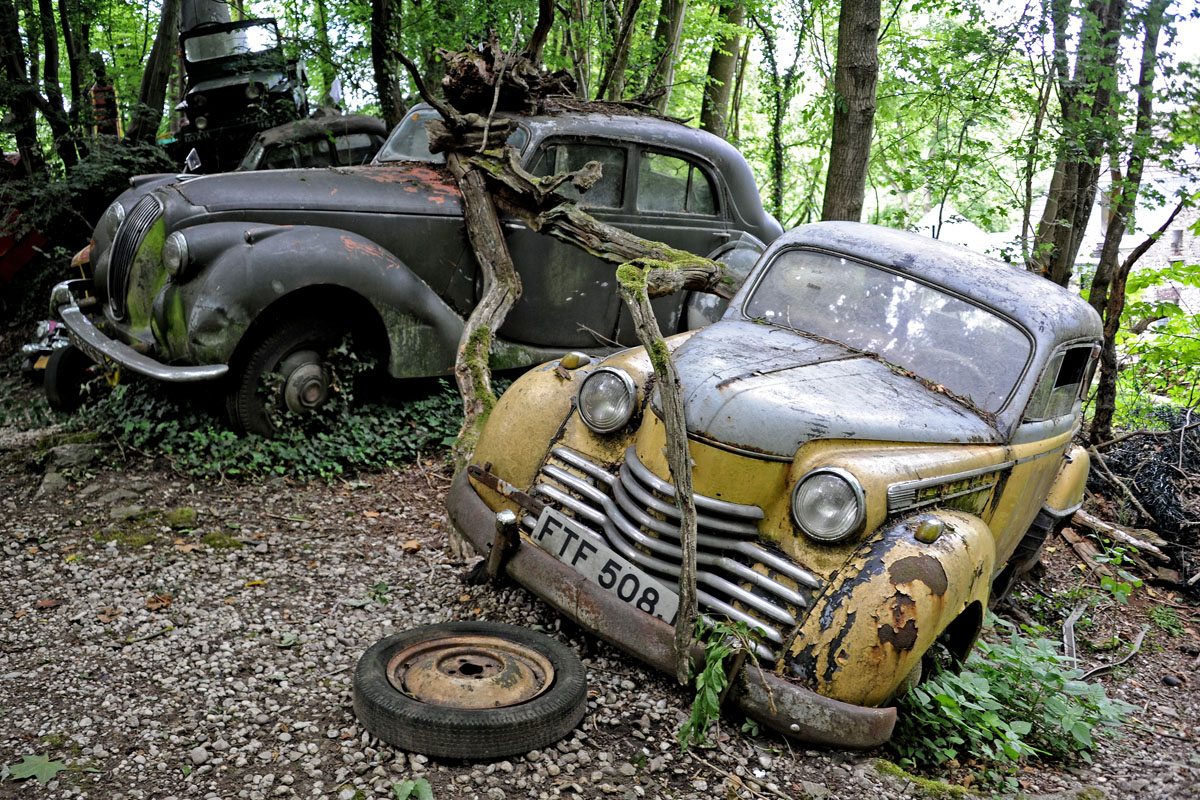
[576,365,638,434]
[790,466,866,543]
[162,230,190,279]
[101,200,125,234]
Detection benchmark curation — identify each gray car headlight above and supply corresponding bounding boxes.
[101,200,125,234]
[791,468,865,543]
[577,367,637,433]
[162,231,190,278]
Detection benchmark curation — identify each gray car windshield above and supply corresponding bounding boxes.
[744,249,1031,413]
[377,108,528,163]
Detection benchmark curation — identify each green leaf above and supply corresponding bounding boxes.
[8,754,70,784]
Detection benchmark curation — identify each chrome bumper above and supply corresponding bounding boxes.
[50,279,228,383]
[445,470,897,749]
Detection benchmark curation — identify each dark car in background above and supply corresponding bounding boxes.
[48,104,781,435]
[237,114,387,171]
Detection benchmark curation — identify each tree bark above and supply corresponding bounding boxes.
[699,0,742,139]
[820,0,880,222]
[595,0,641,101]
[370,0,406,130]
[37,0,78,168]
[313,0,336,103]
[1030,0,1127,287]
[642,0,687,112]
[525,0,554,65]
[57,0,88,157]
[124,0,180,144]
[1087,0,1169,445]
[0,0,42,174]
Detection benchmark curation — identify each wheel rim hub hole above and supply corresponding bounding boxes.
[280,354,330,414]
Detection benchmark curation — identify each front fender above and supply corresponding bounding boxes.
[156,223,464,376]
[1042,445,1089,517]
[787,510,995,707]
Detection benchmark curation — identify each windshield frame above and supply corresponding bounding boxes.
[738,245,1036,416]
[182,19,283,64]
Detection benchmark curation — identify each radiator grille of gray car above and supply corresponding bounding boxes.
[107,194,162,321]
[527,445,822,661]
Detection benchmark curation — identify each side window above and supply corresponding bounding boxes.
[1024,344,1098,421]
[637,152,716,215]
[334,132,378,166]
[530,142,626,208]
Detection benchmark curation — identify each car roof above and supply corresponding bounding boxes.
[747,221,1103,349]
[254,114,388,148]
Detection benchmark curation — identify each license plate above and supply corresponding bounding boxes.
[529,507,679,626]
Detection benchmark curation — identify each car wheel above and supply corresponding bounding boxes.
[352,621,588,760]
[225,319,343,436]
[44,345,92,412]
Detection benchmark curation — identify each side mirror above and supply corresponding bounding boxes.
[184,148,202,173]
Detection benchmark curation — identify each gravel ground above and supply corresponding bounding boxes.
[1,423,1198,799]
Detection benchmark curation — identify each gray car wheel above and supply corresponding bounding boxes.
[352,621,588,760]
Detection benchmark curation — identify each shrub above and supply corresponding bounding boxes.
[889,615,1133,790]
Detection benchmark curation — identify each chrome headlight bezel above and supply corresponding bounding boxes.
[162,231,190,279]
[100,201,125,236]
[577,366,637,434]
[790,467,866,543]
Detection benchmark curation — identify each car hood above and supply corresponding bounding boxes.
[170,163,463,215]
[658,320,1002,458]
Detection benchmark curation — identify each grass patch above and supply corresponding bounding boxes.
[874,760,972,798]
[202,531,245,549]
[94,526,159,549]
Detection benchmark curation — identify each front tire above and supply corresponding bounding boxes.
[44,345,92,412]
[225,319,341,436]
[352,621,588,759]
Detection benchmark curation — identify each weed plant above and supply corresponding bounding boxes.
[890,615,1133,790]
[74,374,467,481]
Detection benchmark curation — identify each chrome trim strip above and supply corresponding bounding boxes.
[623,446,765,520]
[887,460,1014,513]
[54,281,228,382]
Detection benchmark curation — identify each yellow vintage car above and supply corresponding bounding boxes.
[446,221,1103,748]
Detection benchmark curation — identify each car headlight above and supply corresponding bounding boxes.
[195,116,208,130]
[577,367,637,433]
[101,200,125,232]
[245,82,261,99]
[791,468,865,543]
[162,231,190,278]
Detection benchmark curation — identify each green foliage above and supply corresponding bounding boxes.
[890,616,1133,790]
[393,777,434,800]
[677,618,758,751]
[73,374,464,481]
[1092,544,1143,605]
[1148,606,1184,637]
[5,754,71,784]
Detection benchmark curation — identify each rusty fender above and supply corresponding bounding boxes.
[787,511,995,707]
[446,471,896,749]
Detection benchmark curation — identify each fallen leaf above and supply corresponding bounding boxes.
[98,607,123,623]
[274,632,300,648]
[174,541,202,553]
[8,754,69,784]
[363,511,381,518]
[64,553,79,563]
[13,610,26,619]
[35,598,61,609]
[458,594,471,603]
[27,547,38,554]
[145,594,172,611]
[401,538,421,553]
[244,580,265,587]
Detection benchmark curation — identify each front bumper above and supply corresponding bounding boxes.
[50,279,228,383]
[445,471,897,749]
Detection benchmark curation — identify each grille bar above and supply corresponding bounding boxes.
[107,195,162,320]
[533,447,824,660]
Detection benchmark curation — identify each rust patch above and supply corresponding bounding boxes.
[878,619,918,650]
[889,554,948,595]
[340,236,398,266]
[352,164,461,205]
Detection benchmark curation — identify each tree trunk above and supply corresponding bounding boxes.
[37,0,78,168]
[728,34,749,142]
[1030,0,1127,287]
[0,0,42,174]
[595,0,641,101]
[699,0,742,138]
[820,0,880,222]
[313,0,336,103]
[124,0,179,144]
[371,0,406,130]
[525,0,554,65]
[18,0,36,93]
[1089,0,1171,444]
[642,0,687,112]
[57,0,88,157]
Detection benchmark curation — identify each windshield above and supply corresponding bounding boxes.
[184,23,280,63]
[376,107,528,163]
[744,249,1031,413]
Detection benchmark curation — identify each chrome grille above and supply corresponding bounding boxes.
[107,194,161,320]
[529,446,822,661]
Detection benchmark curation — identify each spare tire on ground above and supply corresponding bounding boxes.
[352,621,588,759]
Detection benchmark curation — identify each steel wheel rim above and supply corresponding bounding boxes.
[387,635,556,709]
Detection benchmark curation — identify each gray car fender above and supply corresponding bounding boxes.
[162,222,465,377]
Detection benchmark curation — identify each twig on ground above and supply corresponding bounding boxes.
[1088,446,1156,523]
[689,752,790,800]
[1092,418,1200,450]
[1080,625,1149,681]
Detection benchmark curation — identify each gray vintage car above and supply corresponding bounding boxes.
[49,105,781,434]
